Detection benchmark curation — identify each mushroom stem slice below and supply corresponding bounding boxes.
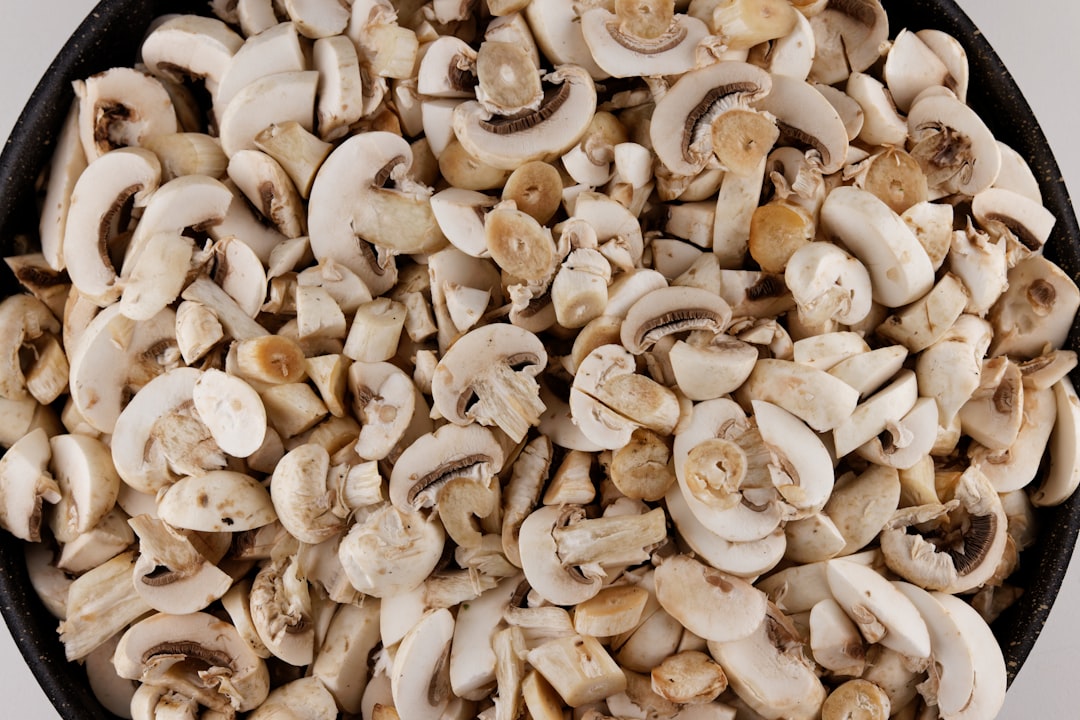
[526,634,627,708]
[59,551,153,662]
[553,507,667,571]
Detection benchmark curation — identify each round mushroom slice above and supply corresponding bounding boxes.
[620,286,733,355]
[431,323,548,443]
[47,433,120,540]
[74,67,178,161]
[580,6,710,79]
[391,608,455,720]
[475,41,543,117]
[157,471,277,532]
[308,131,443,293]
[139,14,244,99]
[754,74,848,174]
[192,368,266,458]
[113,611,270,713]
[453,64,598,172]
[655,554,767,643]
[389,423,505,513]
[907,93,1002,197]
[649,61,772,177]
[806,0,889,85]
[881,467,1007,595]
[338,502,446,598]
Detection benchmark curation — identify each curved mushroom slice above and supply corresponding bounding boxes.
[69,304,180,435]
[989,254,1080,358]
[113,611,270,713]
[158,471,277,532]
[1031,377,1080,507]
[957,358,1023,451]
[74,67,178,161]
[669,332,758,401]
[784,241,872,326]
[248,676,339,720]
[0,294,61,402]
[128,515,233,615]
[418,36,479,99]
[907,93,1001,197]
[338,502,446,598]
[453,65,598,172]
[63,147,161,304]
[139,14,244,99]
[389,422,504,512]
[820,186,935,308]
[0,428,60,542]
[650,61,772,177]
[707,602,826,720]
[518,505,603,606]
[754,74,848,174]
[46,433,119,541]
[39,102,87,271]
[250,551,316,666]
[116,232,194,323]
[808,597,866,676]
[431,323,547,442]
[741,358,859,433]
[655,554,767,643]
[931,591,1007,720]
[973,186,1056,255]
[753,400,835,514]
[580,6,710,79]
[969,384,1056,493]
[880,466,1007,595]
[218,70,319,157]
[620,286,733,355]
[308,131,443,292]
[227,149,306,238]
[806,0,889,85]
[472,40,543,118]
[524,0,609,80]
[883,28,950,114]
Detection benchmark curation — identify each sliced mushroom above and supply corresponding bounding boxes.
[988,253,1080,358]
[806,0,889,85]
[907,92,1002,197]
[158,470,276,532]
[0,428,59,543]
[128,514,233,614]
[140,14,244,99]
[580,6,710,79]
[655,554,767,643]
[784,241,872,326]
[74,67,178,161]
[39,102,87,272]
[338,502,445,598]
[755,74,848,174]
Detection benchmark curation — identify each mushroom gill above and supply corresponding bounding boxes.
[479,82,572,135]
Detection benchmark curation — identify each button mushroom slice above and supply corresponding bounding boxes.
[202,182,288,265]
[913,27,968,101]
[649,650,729,705]
[650,61,771,177]
[808,597,866,676]
[840,71,907,150]
[431,323,547,442]
[853,147,929,216]
[946,225,1008,317]
[484,202,558,282]
[524,0,609,80]
[253,122,332,202]
[500,434,553,566]
[972,186,1057,255]
[783,512,846,564]
[114,231,194,323]
[418,35,478,99]
[227,149,306,238]
[113,610,270,712]
[74,67,178,162]
[551,506,667,579]
[805,0,887,85]
[875,274,968,353]
[754,74,848,175]
[349,360,427,461]
[699,0,799,49]
[1017,348,1078,390]
[832,369,918,457]
[580,6,710,79]
[751,399,835,514]
[620,285,732,355]
[890,582,974,718]
[517,505,603,606]
[448,575,520,701]
[665,483,786,578]
[430,187,498,258]
[215,20,307,109]
[669,332,758,401]
[1030,376,1080,507]
[988,254,1080,358]
[0,294,61,404]
[58,551,153,662]
[907,93,1001,197]
[127,514,233,615]
[453,64,598,172]
[45,433,119,542]
[654,554,768,645]
[573,190,645,272]
[387,607,455,720]
[820,186,934,308]
[0,427,59,543]
[217,70,319,158]
[220,578,271,659]
[63,147,161,303]
[573,584,651,638]
[784,241,872,326]
[84,633,139,719]
[791,331,868,371]
[740,358,860,434]
[825,558,931,661]
[249,549,316,666]
[930,591,1007,720]
[472,40,544,118]
[39,101,87,271]
[527,633,627,708]
[957,358,1023,451]
[157,470,277,532]
[882,28,950,114]
[969,384,1056,493]
[247,676,338,720]
[139,14,244,100]
[706,601,826,720]
[880,466,1007,596]
[856,397,939,470]
[338,501,445,598]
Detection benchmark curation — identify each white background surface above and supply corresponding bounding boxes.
[0,1,1078,718]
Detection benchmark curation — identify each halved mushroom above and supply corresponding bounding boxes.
[932,591,1007,719]
[806,0,889,85]
[845,71,908,148]
[388,422,504,514]
[74,67,178,161]
[650,61,772,177]
[431,323,547,442]
[755,74,848,174]
[655,554,767,643]
[453,64,598,171]
[580,5,710,79]
[621,286,733,354]
[880,466,1007,594]
[973,186,1057,255]
[0,428,59,542]
[157,471,277,532]
[969,384,1056,493]
[113,611,270,712]
[46,433,119,542]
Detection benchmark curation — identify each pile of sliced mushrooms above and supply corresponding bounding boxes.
[3,0,1079,717]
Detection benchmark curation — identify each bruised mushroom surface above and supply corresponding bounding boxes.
[2,3,1077,720]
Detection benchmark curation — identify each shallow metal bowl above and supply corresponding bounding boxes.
[0,1,1077,717]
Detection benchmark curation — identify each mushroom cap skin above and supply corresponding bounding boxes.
[654,554,768,644]
[192,368,267,459]
[453,64,599,172]
[338,502,446,598]
[248,676,340,720]
[270,443,345,544]
[742,358,860,433]
[112,611,270,713]
[388,422,505,512]
[580,9,711,79]
[157,470,277,532]
[754,74,849,174]
[988,253,1080,359]
[524,0,609,80]
[650,61,772,178]
[39,103,87,272]
[215,22,307,117]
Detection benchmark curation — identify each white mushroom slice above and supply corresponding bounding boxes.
[74,67,178,161]
[989,254,1080,358]
[754,399,835,513]
[431,323,547,442]
[876,273,968,353]
[806,0,888,85]
[832,369,918,457]
[418,36,478,99]
[389,423,503,513]
[449,575,519,701]
[892,582,974,717]
[0,428,59,542]
[845,71,908,148]
[255,122,333,200]
[580,8,709,78]
[46,433,119,540]
[969,385,1056,493]
[883,29,950,113]
[0,295,60,403]
[139,14,243,98]
[338,502,446,598]
[350,360,427,461]
[746,6,815,80]
[113,611,270,712]
[524,0,608,80]
[249,676,339,720]
[250,552,315,666]
[707,603,826,720]
[282,0,349,38]
[947,224,1008,316]
[742,358,859,432]
[58,552,153,661]
[666,484,786,578]
[972,186,1056,254]
[128,515,233,615]
[311,599,381,713]
[216,21,307,111]
[158,471,276,532]
[992,140,1041,202]
[63,147,161,303]
[574,585,650,638]
[206,181,289,264]
[650,61,772,177]
[227,149,306,238]
[218,71,319,157]
[518,505,603,606]
[755,74,848,174]
[53,506,132,574]
[784,241,872,326]
[621,286,732,354]
[669,332,758,401]
[84,634,139,718]
[39,102,86,271]
[825,558,931,660]
[791,331,868,370]
[958,359,1023,451]
[931,592,1007,720]
[820,186,935,308]
[69,304,179,435]
[916,27,968,101]
[453,65,598,172]
[657,553,770,643]
[528,633,626,708]
[115,232,193,323]
[430,189,497,258]
[701,0,799,48]
[907,93,1002,196]
[856,397,939,470]
[1031,377,1080,506]
[309,132,443,291]
[808,597,866,675]
[574,190,646,271]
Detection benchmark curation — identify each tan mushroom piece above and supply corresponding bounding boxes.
[524,0,609,80]
[217,70,319,157]
[654,554,767,643]
[0,294,62,402]
[620,286,733,355]
[907,92,1002,197]
[453,65,598,172]
[113,611,270,713]
[39,103,87,272]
